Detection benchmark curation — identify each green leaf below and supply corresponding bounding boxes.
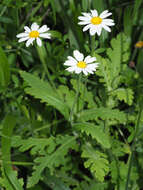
[133,0,142,25]
[0,46,10,87]
[12,136,56,155]
[19,71,70,119]
[82,143,109,182]
[82,0,89,11]
[12,135,77,188]
[77,107,126,124]
[112,88,134,105]
[49,30,62,40]
[92,0,105,12]
[0,16,13,23]
[1,114,23,190]
[43,173,71,190]
[73,122,110,148]
[123,6,133,36]
[96,33,130,90]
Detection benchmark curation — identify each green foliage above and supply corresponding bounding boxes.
[112,88,134,105]
[20,71,70,119]
[1,0,143,189]
[1,114,23,190]
[73,122,110,148]
[0,46,10,88]
[81,143,109,182]
[12,135,78,188]
[77,107,126,123]
[96,33,130,91]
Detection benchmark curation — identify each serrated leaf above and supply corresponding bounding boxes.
[112,88,134,105]
[12,136,56,155]
[20,71,70,119]
[77,107,126,124]
[73,122,110,148]
[82,143,109,182]
[27,135,77,188]
[96,33,130,90]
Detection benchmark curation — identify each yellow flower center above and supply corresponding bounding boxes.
[77,61,87,69]
[29,31,39,38]
[91,17,102,25]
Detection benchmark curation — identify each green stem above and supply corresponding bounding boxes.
[91,36,96,55]
[69,74,81,124]
[82,76,88,110]
[36,46,57,91]
[125,106,142,190]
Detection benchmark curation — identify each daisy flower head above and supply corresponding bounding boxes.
[78,9,115,36]
[64,50,99,76]
[16,23,51,47]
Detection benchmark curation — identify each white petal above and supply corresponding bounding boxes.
[100,11,112,19]
[26,38,35,47]
[64,60,77,66]
[102,19,115,26]
[38,25,49,33]
[67,56,77,64]
[18,37,29,42]
[16,33,29,38]
[87,63,99,69]
[66,66,76,72]
[24,26,31,33]
[73,50,84,61]
[85,68,94,74]
[84,56,96,63]
[36,37,42,46]
[82,12,92,18]
[83,24,92,32]
[89,26,97,36]
[39,33,51,39]
[31,23,39,31]
[96,26,102,36]
[102,24,111,32]
[78,16,90,21]
[100,10,109,17]
[91,10,98,17]
[82,69,88,75]
[75,67,82,74]
[78,21,91,25]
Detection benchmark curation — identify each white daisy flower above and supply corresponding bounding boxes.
[16,23,51,47]
[78,9,115,36]
[64,50,99,76]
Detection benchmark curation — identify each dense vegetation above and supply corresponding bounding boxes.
[0,0,143,189]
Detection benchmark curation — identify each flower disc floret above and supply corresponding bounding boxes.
[29,31,39,38]
[78,9,115,36]
[16,22,51,47]
[64,50,99,76]
[77,61,87,68]
[91,17,102,25]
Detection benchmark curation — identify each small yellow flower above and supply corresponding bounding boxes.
[135,41,143,48]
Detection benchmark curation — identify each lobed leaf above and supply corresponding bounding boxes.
[20,71,70,119]
[82,143,109,182]
[73,122,110,148]
[77,107,126,124]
